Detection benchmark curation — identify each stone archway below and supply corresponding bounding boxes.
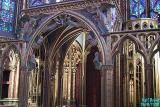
[27,10,106,61]
[21,11,108,107]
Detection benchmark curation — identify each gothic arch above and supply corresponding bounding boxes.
[111,34,147,62]
[48,28,82,59]
[150,33,160,53]
[27,10,106,65]
[150,48,160,62]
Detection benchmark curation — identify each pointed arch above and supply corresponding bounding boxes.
[111,34,147,62]
[27,10,106,65]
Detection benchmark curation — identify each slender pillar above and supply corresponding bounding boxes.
[57,54,64,106]
[42,52,50,107]
[145,64,153,98]
[14,60,20,98]
[103,35,114,107]
[81,52,86,107]
[18,42,28,107]
[102,65,114,107]
[114,54,121,107]
[18,67,30,107]
[23,0,27,9]
[81,32,86,107]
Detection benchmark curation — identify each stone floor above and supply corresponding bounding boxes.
[0,105,15,107]
[62,105,76,107]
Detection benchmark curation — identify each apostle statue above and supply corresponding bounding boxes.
[93,51,102,70]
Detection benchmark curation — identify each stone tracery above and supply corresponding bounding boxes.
[0,0,160,107]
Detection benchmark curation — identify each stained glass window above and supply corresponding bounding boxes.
[150,0,160,23]
[29,0,43,7]
[29,0,77,7]
[0,0,16,32]
[130,0,146,19]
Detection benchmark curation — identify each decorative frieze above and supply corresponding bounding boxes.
[23,1,110,16]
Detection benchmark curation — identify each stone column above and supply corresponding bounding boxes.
[42,55,50,107]
[102,35,114,107]
[145,64,153,98]
[18,42,29,107]
[22,0,27,9]
[18,67,30,107]
[57,54,64,106]
[102,65,114,107]
[114,54,121,107]
[15,60,20,98]
[81,52,86,107]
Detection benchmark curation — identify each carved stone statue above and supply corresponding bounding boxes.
[96,6,117,32]
[93,52,102,70]
[21,18,37,37]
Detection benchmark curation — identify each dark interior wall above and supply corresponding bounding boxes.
[86,46,101,107]
[75,63,82,107]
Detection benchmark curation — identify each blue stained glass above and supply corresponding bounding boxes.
[139,4,144,15]
[29,0,43,7]
[132,5,139,15]
[150,0,160,21]
[2,0,10,10]
[130,0,146,19]
[1,11,10,22]
[0,0,15,32]
[10,2,15,11]
[150,1,155,8]
[155,1,160,13]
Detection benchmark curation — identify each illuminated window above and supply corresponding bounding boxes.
[130,0,146,19]
[29,0,77,7]
[29,0,43,7]
[150,0,160,22]
[0,0,16,32]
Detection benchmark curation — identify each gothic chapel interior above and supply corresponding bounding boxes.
[0,0,160,107]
